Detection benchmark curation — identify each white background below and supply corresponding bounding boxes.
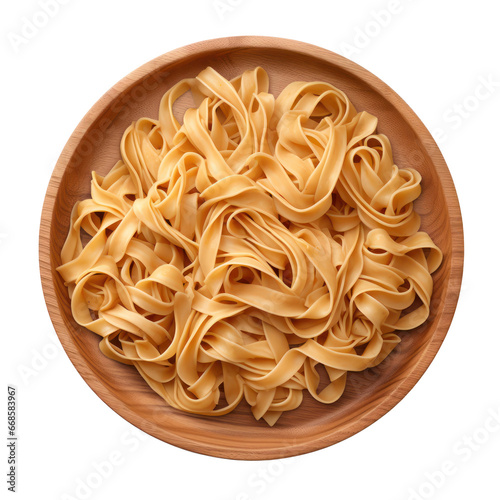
[2,1,500,499]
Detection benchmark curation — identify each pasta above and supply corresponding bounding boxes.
[57,67,442,426]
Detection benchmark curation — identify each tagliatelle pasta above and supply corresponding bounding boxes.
[57,67,442,426]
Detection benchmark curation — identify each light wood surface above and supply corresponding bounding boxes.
[39,36,464,460]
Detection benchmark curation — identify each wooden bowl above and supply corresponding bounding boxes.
[39,36,463,460]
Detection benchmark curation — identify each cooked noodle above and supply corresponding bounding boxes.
[57,67,442,426]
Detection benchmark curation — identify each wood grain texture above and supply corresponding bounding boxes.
[39,36,464,460]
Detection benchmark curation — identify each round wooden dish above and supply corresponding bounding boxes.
[39,36,463,460]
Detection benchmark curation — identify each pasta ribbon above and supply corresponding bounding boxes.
[58,67,442,425]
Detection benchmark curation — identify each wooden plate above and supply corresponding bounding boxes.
[39,36,463,460]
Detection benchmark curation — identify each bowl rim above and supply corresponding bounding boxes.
[39,35,464,460]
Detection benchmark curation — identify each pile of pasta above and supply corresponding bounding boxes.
[58,67,442,426]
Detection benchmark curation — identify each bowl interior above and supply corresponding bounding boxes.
[40,38,463,460]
